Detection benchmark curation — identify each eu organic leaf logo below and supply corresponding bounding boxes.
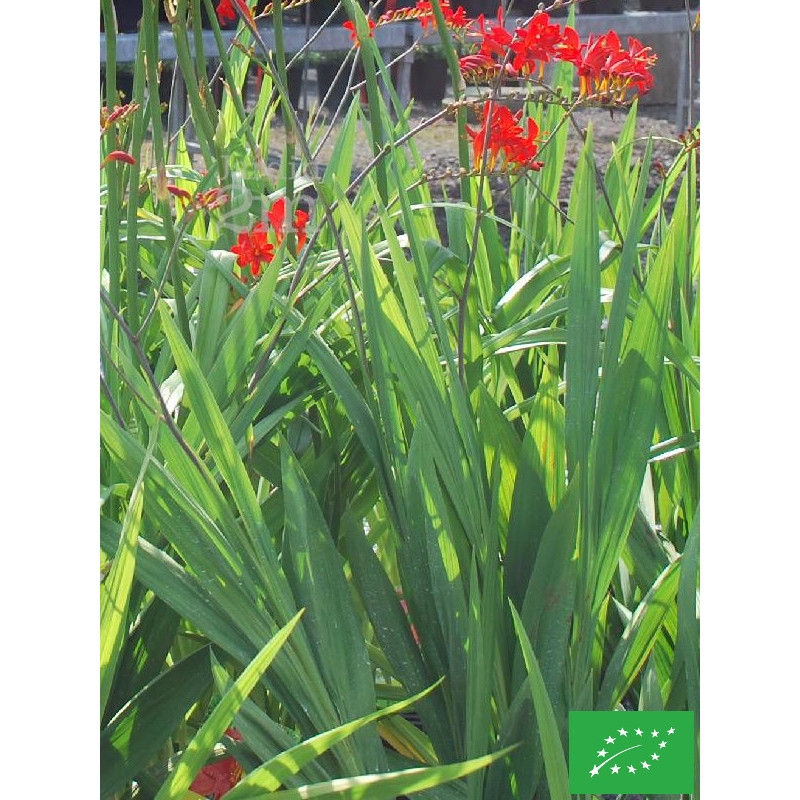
[569,711,694,794]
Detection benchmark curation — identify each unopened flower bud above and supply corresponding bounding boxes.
[101,150,136,169]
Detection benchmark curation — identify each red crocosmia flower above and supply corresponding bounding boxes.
[570,33,615,98]
[567,30,656,102]
[343,18,376,47]
[216,0,236,23]
[555,25,583,66]
[466,103,501,170]
[419,1,467,31]
[467,103,524,170]
[442,3,470,31]
[475,9,513,60]
[629,68,654,97]
[511,13,565,77]
[189,729,244,800]
[231,222,275,279]
[217,0,254,24]
[504,117,545,171]
[293,208,309,251]
[267,197,286,243]
[622,36,657,96]
[627,36,657,68]
[466,102,544,173]
[101,150,136,169]
[266,198,309,250]
[416,1,436,30]
[568,33,598,97]
[458,8,521,81]
[457,11,656,101]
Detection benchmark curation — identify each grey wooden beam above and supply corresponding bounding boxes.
[101,23,409,65]
[510,11,689,36]
[101,14,690,65]
[100,13,694,117]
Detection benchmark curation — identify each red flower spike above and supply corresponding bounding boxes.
[101,102,140,133]
[167,185,229,212]
[197,188,229,211]
[378,2,472,33]
[456,8,656,101]
[459,8,532,82]
[459,52,517,82]
[562,29,656,102]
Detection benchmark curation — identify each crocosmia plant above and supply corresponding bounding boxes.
[100,0,699,798]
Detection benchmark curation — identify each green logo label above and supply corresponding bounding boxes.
[568,711,694,794]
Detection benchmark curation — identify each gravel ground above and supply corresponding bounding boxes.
[261,99,687,241]
[156,81,689,244]
[265,101,683,189]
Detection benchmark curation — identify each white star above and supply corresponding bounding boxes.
[605,736,615,744]
[659,741,667,749]
[651,729,659,737]
[635,728,643,736]
[651,753,659,761]
[628,765,636,773]
[590,765,600,777]
[597,749,607,758]
[611,765,620,774]
[618,727,628,736]
[668,727,675,735]
[642,761,651,770]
